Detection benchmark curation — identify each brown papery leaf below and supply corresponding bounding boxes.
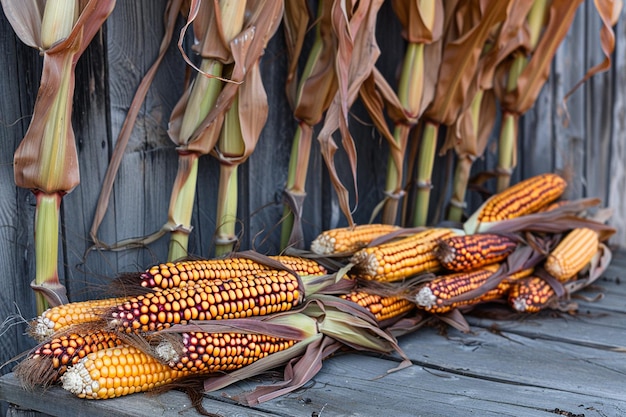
[564,0,623,101]
[391,0,444,43]
[174,1,284,154]
[291,0,337,125]
[0,0,45,48]
[441,88,496,157]
[283,0,312,107]
[424,0,511,126]
[317,0,385,227]
[12,0,116,193]
[475,0,533,91]
[358,71,400,146]
[501,0,584,114]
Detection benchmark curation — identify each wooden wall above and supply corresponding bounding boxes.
[1,1,624,410]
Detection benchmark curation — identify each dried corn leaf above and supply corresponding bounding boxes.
[424,0,510,126]
[498,0,584,114]
[283,0,310,94]
[290,0,337,125]
[391,0,444,43]
[317,0,385,227]
[564,0,623,101]
[169,1,283,154]
[0,0,45,48]
[10,0,116,193]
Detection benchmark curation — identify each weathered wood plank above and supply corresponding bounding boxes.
[105,0,183,269]
[398,324,626,402]
[553,8,587,200]
[4,346,626,417]
[608,13,626,249]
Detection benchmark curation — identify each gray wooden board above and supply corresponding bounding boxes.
[3,349,625,417]
[397,325,626,402]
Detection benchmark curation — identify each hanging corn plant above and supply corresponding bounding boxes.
[1,0,116,313]
[442,0,536,223]
[493,0,621,191]
[411,0,511,227]
[378,0,444,225]
[280,0,337,250]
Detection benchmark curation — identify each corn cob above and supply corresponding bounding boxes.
[538,200,569,213]
[61,345,190,399]
[436,233,517,271]
[270,255,328,276]
[310,224,400,255]
[154,331,296,373]
[350,228,455,282]
[544,227,599,282]
[508,276,556,313]
[415,266,534,314]
[340,291,414,322]
[476,173,567,222]
[15,331,124,387]
[30,297,128,341]
[141,256,325,290]
[109,270,302,334]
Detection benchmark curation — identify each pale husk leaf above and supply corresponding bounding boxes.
[0,0,45,48]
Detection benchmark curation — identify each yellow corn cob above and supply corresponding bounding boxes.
[30,297,129,341]
[15,331,124,387]
[476,173,567,222]
[508,276,556,313]
[544,227,599,282]
[61,345,190,399]
[537,200,569,213]
[340,291,414,322]
[154,331,296,373]
[270,255,327,276]
[141,256,325,290]
[414,262,512,313]
[350,228,455,282]
[436,233,517,271]
[310,224,400,255]
[109,270,302,334]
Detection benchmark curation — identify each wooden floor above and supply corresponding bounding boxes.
[2,255,625,417]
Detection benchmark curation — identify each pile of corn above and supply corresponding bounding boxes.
[16,173,614,403]
[312,173,612,317]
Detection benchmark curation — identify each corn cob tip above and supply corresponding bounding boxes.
[30,318,55,341]
[155,341,179,364]
[310,235,335,255]
[414,287,436,309]
[61,367,86,396]
[511,297,530,313]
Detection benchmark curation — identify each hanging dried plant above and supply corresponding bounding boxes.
[2,0,116,312]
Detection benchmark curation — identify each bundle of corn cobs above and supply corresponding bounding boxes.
[15,172,615,405]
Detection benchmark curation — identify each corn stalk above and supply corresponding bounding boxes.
[495,0,621,191]
[2,0,116,312]
[379,0,444,225]
[443,0,535,222]
[209,2,284,256]
[413,0,511,227]
[280,0,337,250]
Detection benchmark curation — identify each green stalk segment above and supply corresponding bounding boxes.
[280,124,309,249]
[496,112,518,191]
[168,153,199,261]
[215,94,244,256]
[448,90,484,223]
[412,121,438,227]
[381,42,425,224]
[215,164,239,257]
[34,193,61,313]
